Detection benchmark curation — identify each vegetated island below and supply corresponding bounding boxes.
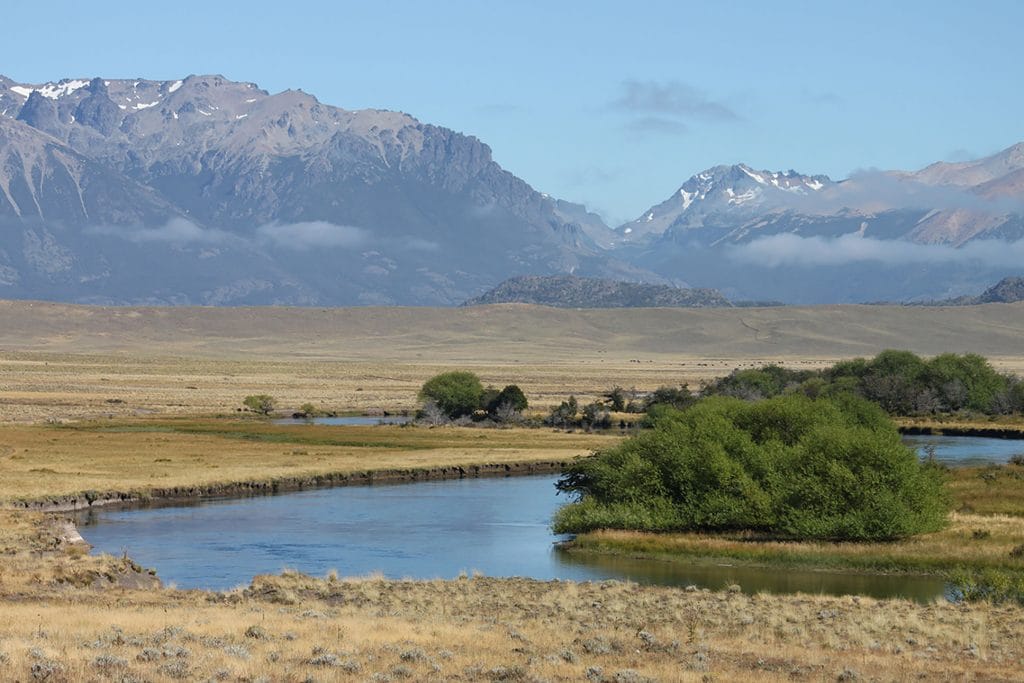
[547,351,1024,605]
[462,274,733,308]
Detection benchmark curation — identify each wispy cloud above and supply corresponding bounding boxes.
[255,221,368,249]
[729,233,1024,268]
[86,218,232,243]
[611,80,740,121]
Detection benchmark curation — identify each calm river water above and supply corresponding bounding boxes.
[77,435,1016,599]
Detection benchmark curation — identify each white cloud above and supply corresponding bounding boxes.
[255,221,368,249]
[729,233,1024,268]
[87,218,231,243]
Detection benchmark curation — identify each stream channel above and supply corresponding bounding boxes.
[77,434,1021,600]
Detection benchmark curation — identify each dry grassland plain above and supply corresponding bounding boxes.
[2,300,1024,680]
[2,300,1024,423]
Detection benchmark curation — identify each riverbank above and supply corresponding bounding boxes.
[0,418,614,510]
[897,417,1024,440]
[2,511,1022,682]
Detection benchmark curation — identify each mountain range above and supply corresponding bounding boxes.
[1,74,1023,305]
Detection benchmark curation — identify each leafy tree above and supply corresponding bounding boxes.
[705,365,815,400]
[926,353,1007,413]
[547,395,578,427]
[581,401,612,428]
[644,385,695,411]
[604,386,627,412]
[555,394,948,541]
[243,394,276,415]
[486,384,528,416]
[418,371,484,419]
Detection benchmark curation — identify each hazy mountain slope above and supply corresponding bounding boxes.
[0,75,641,305]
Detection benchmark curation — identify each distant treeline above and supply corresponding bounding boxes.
[702,350,1023,416]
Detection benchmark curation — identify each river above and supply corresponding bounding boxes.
[77,434,1015,599]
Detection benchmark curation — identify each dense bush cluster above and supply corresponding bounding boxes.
[418,371,528,422]
[554,394,949,541]
[704,350,1024,416]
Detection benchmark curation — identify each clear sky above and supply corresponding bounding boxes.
[5,0,1022,224]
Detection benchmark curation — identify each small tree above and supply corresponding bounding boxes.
[487,384,528,417]
[243,394,276,415]
[418,371,484,419]
[547,395,579,427]
[604,387,627,412]
[298,402,320,419]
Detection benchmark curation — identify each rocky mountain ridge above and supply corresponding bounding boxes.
[0,74,637,305]
[462,275,730,308]
[2,73,1024,305]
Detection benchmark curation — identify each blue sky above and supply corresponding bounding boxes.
[5,0,1022,224]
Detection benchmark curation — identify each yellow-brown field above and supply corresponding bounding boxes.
[0,418,613,504]
[3,300,1024,680]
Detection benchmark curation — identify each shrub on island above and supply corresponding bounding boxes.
[554,393,948,541]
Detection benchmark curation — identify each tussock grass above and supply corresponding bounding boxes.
[3,553,1024,681]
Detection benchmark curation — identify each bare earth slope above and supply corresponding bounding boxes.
[2,299,1023,360]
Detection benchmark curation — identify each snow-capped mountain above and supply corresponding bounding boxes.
[618,164,833,244]
[0,74,642,305]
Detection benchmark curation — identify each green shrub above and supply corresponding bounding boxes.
[554,394,948,541]
[418,371,484,419]
[243,394,276,415]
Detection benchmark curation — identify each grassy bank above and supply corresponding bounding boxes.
[0,417,617,506]
[567,513,1024,576]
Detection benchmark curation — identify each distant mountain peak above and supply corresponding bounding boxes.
[618,163,832,242]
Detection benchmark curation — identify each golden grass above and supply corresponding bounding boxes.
[2,550,1024,682]
[4,299,1024,424]
[948,464,1024,516]
[0,350,828,423]
[0,418,616,504]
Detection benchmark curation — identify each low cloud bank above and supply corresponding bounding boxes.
[255,221,368,249]
[729,233,1024,268]
[87,218,231,244]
